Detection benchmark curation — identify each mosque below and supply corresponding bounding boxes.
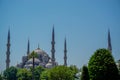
[6,26,67,69]
[6,26,119,70]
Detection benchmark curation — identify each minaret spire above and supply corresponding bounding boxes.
[51,25,55,66]
[38,44,40,49]
[64,37,67,66]
[108,29,112,53]
[6,29,11,69]
[27,39,30,56]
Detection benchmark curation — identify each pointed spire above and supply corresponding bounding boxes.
[52,25,55,42]
[51,25,55,66]
[64,37,67,66]
[27,39,30,56]
[8,28,10,43]
[38,44,40,49]
[6,29,11,69]
[108,29,112,53]
[64,37,67,52]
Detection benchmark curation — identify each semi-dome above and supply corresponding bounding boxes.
[46,63,53,68]
[24,58,41,69]
[45,59,53,68]
[26,58,41,64]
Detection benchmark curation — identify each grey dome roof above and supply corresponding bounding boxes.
[34,48,50,63]
[34,48,47,55]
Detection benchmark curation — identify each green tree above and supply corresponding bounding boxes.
[17,68,32,80]
[28,51,38,59]
[30,66,45,80]
[41,70,50,80]
[0,74,2,80]
[3,66,18,80]
[88,48,119,80]
[28,51,38,80]
[81,65,89,80]
[44,65,75,80]
[69,65,79,75]
[69,65,79,79]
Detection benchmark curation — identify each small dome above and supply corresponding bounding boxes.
[45,63,53,68]
[45,59,53,68]
[48,59,52,63]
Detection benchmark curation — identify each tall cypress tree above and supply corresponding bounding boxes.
[81,65,89,80]
[88,48,119,80]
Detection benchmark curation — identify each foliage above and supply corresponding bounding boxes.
[69,65,79,74]
[80,65,89,80]
[41,65,75,80]
[17,68,32,80]
[28,51,38,59]
[3,66,18,80]
[41,70,50,80]
[30,66,45,80]
[34,66,45,80]
[88,48,119,80]
[0,74,2,80]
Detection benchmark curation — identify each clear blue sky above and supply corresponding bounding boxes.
[0,0,120,72]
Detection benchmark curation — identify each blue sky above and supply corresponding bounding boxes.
[0,0,120,72]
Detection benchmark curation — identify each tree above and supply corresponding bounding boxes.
[28,51,38,80]
[69,65,79,74]
[69,65,79,79]
[17,68,32,80]
[3,66,18,80]
[28,51,38,59]
[80,65,89,80]
[41,65,75,80]
[40,70,49,80]
[88,48,119,80]
[31,66,45,80]
[0,74,2,80]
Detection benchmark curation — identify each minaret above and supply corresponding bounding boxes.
[51,26,55,66]
[27,39,30,56]
[6,29,11,69]
[108,29,112,53]
[64,38,67,66]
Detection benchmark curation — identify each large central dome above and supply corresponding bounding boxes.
[34,47,47,55]
[34,47,50,63]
